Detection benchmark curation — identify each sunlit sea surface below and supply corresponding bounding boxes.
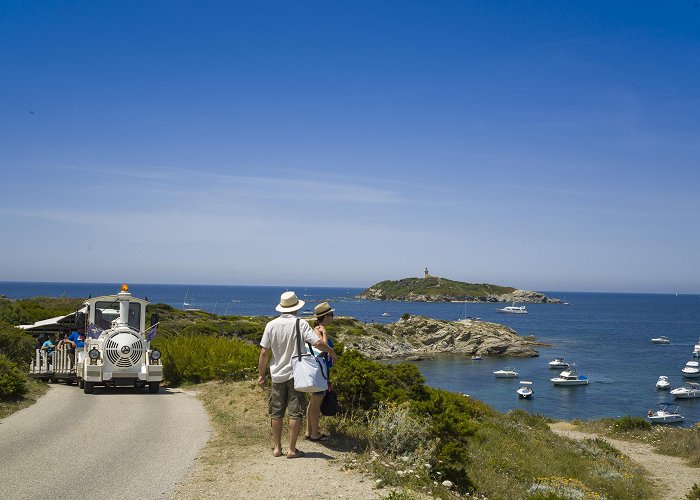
[2,282,699,426]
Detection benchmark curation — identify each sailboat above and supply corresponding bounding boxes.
[183,288,201,312]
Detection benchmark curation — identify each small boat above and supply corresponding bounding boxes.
[381,312,390,317]
[647,403,684,424]
[670,382,700,399]
[681,359,700,378]
[493,367,518,378]
[497,303,527,314]
[656,375,670,390]
[182,288,201,312]
[651,336,671,344]
[548,358,569,369]
[471,354,482,360]
[693,336,700,357]
[516,381,534,399]
[551,365,589,386]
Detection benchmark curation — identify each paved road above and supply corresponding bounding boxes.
[0,384,211,500]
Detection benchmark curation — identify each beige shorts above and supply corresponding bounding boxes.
[269,378,307,419]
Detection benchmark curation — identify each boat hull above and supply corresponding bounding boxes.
[648,415,684,423]
[551,378,589,386]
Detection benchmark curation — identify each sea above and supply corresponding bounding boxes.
[2,281,699,426]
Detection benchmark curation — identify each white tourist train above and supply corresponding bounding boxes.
[24,284,163,394]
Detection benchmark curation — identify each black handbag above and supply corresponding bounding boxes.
[320,385,338,416]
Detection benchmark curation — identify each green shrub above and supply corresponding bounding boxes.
[612,415,652,432]
[155,335,260,385]
[0,322,35,367]
[686,483,700,500]
[401,313,410,320]
[0,353,28,400]
[0,297,83,324]
[0,299,31,325]
[332,350,427,412]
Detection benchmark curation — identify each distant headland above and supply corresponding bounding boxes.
[357,270,562,304]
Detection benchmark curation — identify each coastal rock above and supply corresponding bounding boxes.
[336,315,539,360]
[357,276,561,304]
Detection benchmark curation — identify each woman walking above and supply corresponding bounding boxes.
[305,301,335,441]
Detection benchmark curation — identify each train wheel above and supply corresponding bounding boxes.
[84,382,95,394]
[148,382,160,394]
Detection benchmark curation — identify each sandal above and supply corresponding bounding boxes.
[307,434,330,442]
[287,449,305,459]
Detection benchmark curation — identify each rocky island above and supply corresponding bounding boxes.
[357,274,561,304]
[331,315,541,360]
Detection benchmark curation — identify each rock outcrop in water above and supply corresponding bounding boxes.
[357,276,561,304]
[336,315,540,360]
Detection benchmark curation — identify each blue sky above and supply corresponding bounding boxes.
[1,1,699,292]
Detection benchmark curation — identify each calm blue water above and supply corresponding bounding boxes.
[2,282,699,426]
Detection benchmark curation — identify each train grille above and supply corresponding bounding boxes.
[104,332,144,368]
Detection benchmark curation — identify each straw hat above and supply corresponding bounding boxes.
[275,291,305,313]
[314,301,335,318]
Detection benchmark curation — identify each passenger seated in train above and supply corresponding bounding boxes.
[41,334,57,365]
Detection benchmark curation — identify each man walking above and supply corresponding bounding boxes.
[258,291,337,458]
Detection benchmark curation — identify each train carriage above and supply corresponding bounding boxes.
[24,284,163,393]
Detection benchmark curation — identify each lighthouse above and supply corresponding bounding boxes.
[424,267,430,278]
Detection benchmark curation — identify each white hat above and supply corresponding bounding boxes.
[275,291,305,313]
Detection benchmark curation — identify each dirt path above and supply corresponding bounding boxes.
[550,422,698,500]
[171,382,388,500]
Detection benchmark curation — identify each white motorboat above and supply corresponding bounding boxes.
[551,365,589,386]
[693,337,700,357]
[681,359,700,378]
[471,354,482,360]
[516,381,534,399]
[647,403,684,424]
[651,336,671,344]
[493,367,518,378]
[655,376,670,390]
[670,382,700,399]
[548,358,569,369]
[497,303,527,314]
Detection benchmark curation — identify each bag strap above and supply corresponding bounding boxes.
[295,318,304,361]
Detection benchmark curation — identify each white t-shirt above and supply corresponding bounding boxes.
[260,314,320,383]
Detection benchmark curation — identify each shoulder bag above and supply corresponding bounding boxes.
[320,382,338,416]
[291,319,328,392]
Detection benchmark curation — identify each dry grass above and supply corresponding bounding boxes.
[190,380,270,465]
[0,379,48,420]
[574,417,700,467]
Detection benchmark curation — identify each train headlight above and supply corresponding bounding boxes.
[88,348,100,360]
[150,349,161,361]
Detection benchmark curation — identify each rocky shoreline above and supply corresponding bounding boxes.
[358,286,561,304]
[336,315,541,360]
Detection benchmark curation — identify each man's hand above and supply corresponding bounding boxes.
[257,374,266,387]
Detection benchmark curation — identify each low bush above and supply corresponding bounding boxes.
[155,335,259,385]
[0,297,82,324]
[612,415,652,432]
[0,353,28,400]
[0,321,35,367]
[332,350,428,412]
[367,402,435,460]
[686,483,700,500]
